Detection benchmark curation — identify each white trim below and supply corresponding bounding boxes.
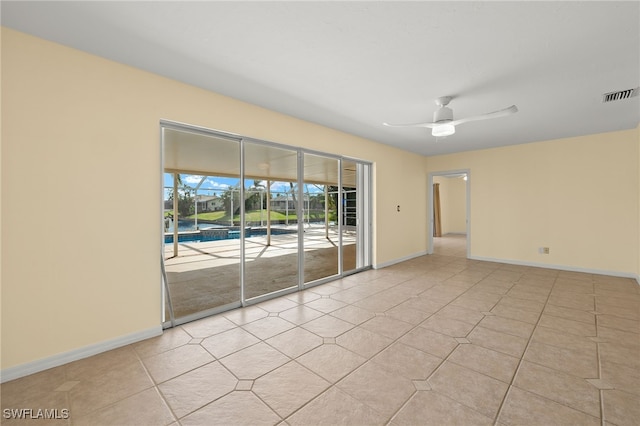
[469,255,639,281]
[373,251,428,269]
[0,326,162,383]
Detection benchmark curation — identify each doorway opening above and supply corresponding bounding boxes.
[428,170,470,258]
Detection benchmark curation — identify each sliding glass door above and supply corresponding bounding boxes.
[162,128,242,322]
[303,153,340,284]
[161,122,372,327]
[243,141,299,301]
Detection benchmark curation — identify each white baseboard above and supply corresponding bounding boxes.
[469,255,639,282]
[0,326,162,383]
[374,251,428,269]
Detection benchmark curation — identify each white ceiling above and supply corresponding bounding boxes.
[2,1,639,156]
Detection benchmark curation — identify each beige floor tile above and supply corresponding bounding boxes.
[256,297,300,313]
[335,326,394,358]
[1,390,69,426]
[597,314,640,334]
[477,315,535,339]
[72,388,174,426]
[218,342,290,380]
[467,326,528,358]
[531,326,597,352]
[301,315,355,338]
[450,296,498,312]
[180,315,238,338]
[595,295,640,310]
[389,390,493,426]
[420,315,476,337]
[336,361,415,419]
[296,344,366,383]
[384,304,432,325]
[10,249,640,426]
[547,293,595,311]
[428,361,508,419]
[394,296,445,315]
[508,283,551,297]
[596,303,640,321]
[278,305,325,325]
[437,305,485,325]
[524,341,598,378]
[448,343,519,383]
[513,361,600,417]
[242,316,296,340]
[0,366,67,408]
[329,304,376,325]
[538,314,596,337]
[303,297,347,314]
[353,293,406,312]
[498,387,600,426]
[490,304,540,324]
[597,326,640,350]
[370,342,442,380]
[543,303,597,324]
[286,387,386,426]
[132,327,192,358]
[600,359,640,396]
[496,296,545,314]
[602,389,640,426]
[598,342,640,370]
[284,289,322,304]
[360,316,413,340]
[330,287,373,304]
[180,391,281,426]
[158,361,237,418]
[68,360,155,418]
[252,361,330,417]
[399,327,458,358]
[265,327,323,358]
[200,327,260,358]
[143,344,214,384]
[66,347,140,380]
[223,305,269,325]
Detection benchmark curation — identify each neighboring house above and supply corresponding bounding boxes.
[196,195,224,212]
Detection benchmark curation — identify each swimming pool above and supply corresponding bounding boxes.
[164,227,296,244]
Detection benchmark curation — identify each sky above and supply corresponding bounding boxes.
[163,173,327,199]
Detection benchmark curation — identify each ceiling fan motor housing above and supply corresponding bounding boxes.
[434,106,453,123]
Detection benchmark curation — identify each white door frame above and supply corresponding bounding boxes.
[427,169,471,257]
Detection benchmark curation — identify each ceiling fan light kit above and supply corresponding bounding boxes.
[383,95,518,140]
[432,123,455,137]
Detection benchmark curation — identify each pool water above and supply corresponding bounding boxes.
[164,227,295,244]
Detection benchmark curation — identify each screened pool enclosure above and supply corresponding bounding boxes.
[161,122,372,327]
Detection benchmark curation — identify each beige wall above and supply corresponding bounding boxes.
[427,129,639,275]
[433,176,467,234]
[1,28,428,370]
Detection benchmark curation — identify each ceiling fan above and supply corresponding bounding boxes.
[383,96,518,137]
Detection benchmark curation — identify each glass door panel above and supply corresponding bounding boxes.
[341,160,357,272]
[162,128,241,322]
[243,142,299,300]
[303,153,340,284]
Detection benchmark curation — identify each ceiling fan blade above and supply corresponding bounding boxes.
[450,105,518,126]
[383,121,437,129]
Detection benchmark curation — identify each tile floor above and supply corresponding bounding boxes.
[2,236,639,425]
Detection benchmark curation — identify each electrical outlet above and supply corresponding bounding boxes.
[538,247,550,254]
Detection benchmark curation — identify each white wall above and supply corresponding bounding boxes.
[1,28,428,372]
[427,128,639,276]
